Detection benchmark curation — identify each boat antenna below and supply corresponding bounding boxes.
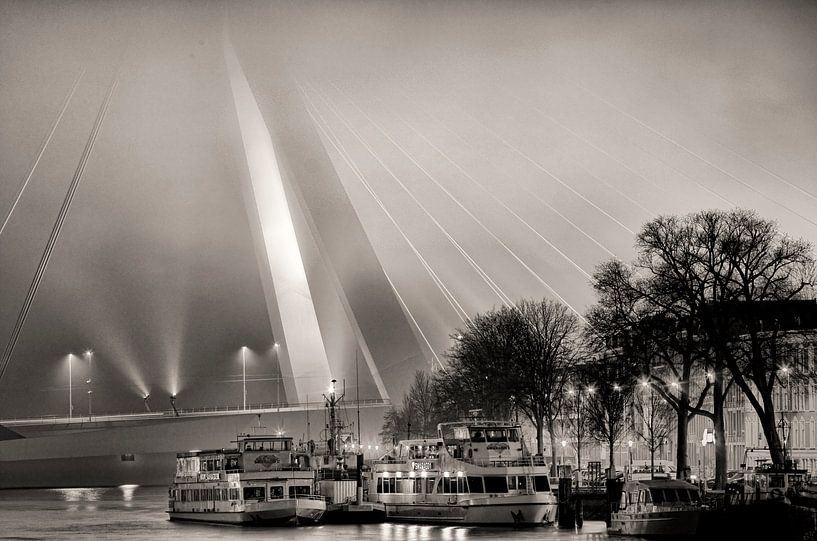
[306,393,311,442]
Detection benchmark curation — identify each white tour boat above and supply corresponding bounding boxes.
[167,433,325,525]
[609,478,702,537]
[369,418,558,526]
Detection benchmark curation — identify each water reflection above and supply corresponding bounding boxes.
[0,487,618,540]
[53,487,105,502]
[119,484,139,502]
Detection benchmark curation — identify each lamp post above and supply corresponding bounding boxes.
[628,440,634,475]
[241,346,247,410]
[144,394,151,412]
[561,439,567,468]
[68,354,73,420]
[84,350,93,419]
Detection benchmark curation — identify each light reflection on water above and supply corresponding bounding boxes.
[0,486,619,540]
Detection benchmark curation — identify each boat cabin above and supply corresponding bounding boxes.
[438,421,526,464]
[617,479,701,513]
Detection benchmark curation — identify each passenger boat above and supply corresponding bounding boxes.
[609,479,702,537]
[167,433,325,525]
[368,417,558,526]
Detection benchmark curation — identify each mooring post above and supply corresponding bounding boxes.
[558,477,575,529]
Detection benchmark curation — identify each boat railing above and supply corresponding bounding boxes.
[371,458,410,465]
[292,494,327,502]
[458,456,548,468]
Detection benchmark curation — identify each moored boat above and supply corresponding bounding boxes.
[609,479,702,537]
[167,433,325,525]
[369,417,558,526]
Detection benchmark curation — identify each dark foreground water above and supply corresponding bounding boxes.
[0,486,620,540]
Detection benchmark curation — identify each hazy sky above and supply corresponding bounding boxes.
[1,0,816,418]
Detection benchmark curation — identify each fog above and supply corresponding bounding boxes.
[1,0,816,417]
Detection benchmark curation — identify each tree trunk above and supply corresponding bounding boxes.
[713,376,727,490]
[609,439,616,477]
[548,419,558,477]
[761,396,786,465]
[536,417,545,457]
[650,445,656,480]
[676,401,689,479]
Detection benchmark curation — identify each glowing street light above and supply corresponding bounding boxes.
[144,394,151,412]
[613,383,621,392]
[67,354,74,420]
[241,346,248,409]
[84,350,93,419]
[170,394,179,416]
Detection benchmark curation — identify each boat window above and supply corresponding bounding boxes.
[470,430,486,442]
[441,476,466,494]
[664,489,678,503]
[688,490,700,503]
[270,486,284,499]
[467,476,484,493]
[619,492,627,510]
[507,429,520,442]
[770,475,785,488]
[483,476,509,493]
[678,489,691,503]
[289,485,311,498]
[643,490,651,504]
[485,430,507,443]
[377,477,398,494]
[243,486,265,501]
[425,478,436,494]
[533,476,550,493]
[650,489,664,503]
[229,488,240,500]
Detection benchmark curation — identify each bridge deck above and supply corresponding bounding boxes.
[0,399,390,427]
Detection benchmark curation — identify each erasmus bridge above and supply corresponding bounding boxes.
[1,3,816,435]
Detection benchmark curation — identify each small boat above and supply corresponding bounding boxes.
[314,380,386,523]
[609,479,702,537]
[369,416,558,526]
[167,433,325,525]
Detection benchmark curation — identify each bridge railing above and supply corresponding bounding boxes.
[0,399,391,426]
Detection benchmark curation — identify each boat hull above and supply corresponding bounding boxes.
[168,499,325,526]
[322,501,387,523]
[609,509,700,537]
[383,495,557,526]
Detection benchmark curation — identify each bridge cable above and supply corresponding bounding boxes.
[0,72,120,385]
[0,68,86,238]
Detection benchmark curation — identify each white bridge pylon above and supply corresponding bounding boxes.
[223,35,429,404]
[224,40,332,403]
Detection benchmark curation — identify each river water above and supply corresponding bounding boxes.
[0,486,623,540]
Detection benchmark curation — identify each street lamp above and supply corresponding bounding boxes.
[170,394,179,416]
[628,440,634,473]
[84,350,93,419]
[561,439,567,466]
[241,346,247,409]
[144,394,151,412]
[67,354,74,420]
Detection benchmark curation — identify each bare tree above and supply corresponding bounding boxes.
[632,382,676,479]
[380,370,445,444]
[588,259,712,481]
[512,299,581,473]
[582,352,636,476]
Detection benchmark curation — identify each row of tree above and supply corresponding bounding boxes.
[381,209,816,487]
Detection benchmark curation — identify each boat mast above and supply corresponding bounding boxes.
[323,379,344,456]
